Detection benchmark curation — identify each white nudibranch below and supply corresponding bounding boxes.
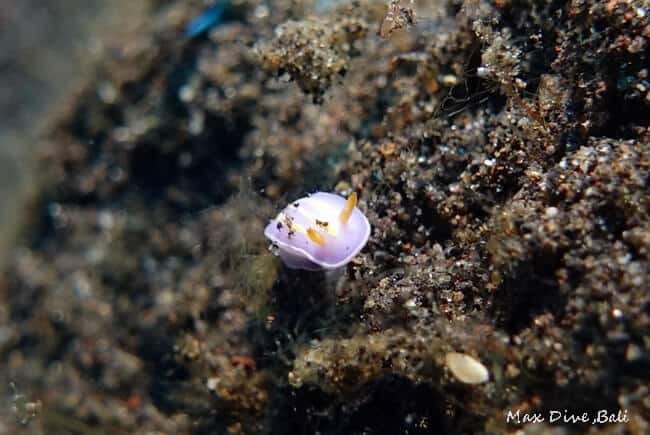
[264,192,371,271]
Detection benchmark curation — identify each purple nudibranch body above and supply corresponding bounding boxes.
[264,192,371,271]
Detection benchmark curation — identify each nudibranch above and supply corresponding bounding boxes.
[264,192,371,271]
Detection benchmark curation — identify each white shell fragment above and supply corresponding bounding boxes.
[445,352,490,384]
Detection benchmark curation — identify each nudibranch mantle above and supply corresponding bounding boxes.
[264,192,371,271]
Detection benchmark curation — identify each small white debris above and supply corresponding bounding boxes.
[625,344,641,361]
[476,66,490,78]
[545,207,559,218]
[179,84,195,103]
[403,298,417,308]
[207,377,220,391]
[440,74,459,86]
[254,4,269,19]
[98,210,114,230]
[97,82,117,104]
[445,352,490,384]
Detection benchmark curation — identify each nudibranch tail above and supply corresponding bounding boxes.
[339,192,357,223]
[306,227,325,245]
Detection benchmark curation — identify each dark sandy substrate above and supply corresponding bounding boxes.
[1,1,649,434]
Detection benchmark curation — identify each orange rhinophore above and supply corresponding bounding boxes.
[339,192,357,223]
[307,227,325,245]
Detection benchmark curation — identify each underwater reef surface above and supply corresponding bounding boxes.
[1,0,649,433]
[0,0,148,267]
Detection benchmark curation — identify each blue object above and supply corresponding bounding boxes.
[185,2,226,37]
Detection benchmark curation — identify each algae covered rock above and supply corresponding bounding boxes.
[256,14,368,99]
